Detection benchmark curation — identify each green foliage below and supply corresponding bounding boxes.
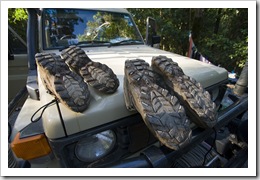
[129,8,191,55]
[12,8,28,21]
[78,11,138,42]
[128,8,248,74]
[8,8,28,41]
[191,8,248,74]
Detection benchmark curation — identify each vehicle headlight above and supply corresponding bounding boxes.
[75,130,116,162]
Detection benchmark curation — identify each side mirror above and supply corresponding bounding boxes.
[145,17,160,47]
[152,35,161,45]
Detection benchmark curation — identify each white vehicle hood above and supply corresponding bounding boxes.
[40,45,228,139]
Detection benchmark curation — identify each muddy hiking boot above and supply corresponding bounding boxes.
[61,45,119,94]
[124,59,192,150]
[35,53,90,112]
[151,55,218,128]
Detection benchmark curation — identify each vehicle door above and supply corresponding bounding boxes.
[8,26,28,103]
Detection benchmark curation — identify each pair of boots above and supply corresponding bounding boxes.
[37,46,217,150]
[123,56,217,150]
[36,45,119,112]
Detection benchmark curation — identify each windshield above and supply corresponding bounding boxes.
[42,9,144,49]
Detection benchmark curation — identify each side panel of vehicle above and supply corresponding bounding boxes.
[8,28,28,103]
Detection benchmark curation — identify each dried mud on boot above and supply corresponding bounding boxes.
[35,53,90,112]
[61,45,119,94]
[124,59,192,150]
[151,55,217,128]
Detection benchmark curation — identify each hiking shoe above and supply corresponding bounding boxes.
[35,53,90,112]
[61,45,119,93]
[124,59,192,150]
[151,55,217,128]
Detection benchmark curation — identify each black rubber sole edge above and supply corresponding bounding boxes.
[124,59,192,150]
[61,45,119,93]
[36,53,90,112]
[151,55,217,128]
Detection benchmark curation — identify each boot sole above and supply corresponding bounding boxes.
[36,53,90,112]
[124,59,192,150]
[151,55,217,128]
[61,45,119,93]
[80,61,119,94]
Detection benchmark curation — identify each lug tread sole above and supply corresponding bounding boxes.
[80,61,119,93]
[151,55,217,128]
[61,45,119,93]
[36,53,90,112]
[124,59,192,150]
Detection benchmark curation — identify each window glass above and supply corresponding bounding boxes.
[8,30,27,54]
[42,9,143,49]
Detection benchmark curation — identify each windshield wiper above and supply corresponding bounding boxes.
[58,40,111,51]
[77,40,111,46]
[109,39,143,47]
[59,39,142,51]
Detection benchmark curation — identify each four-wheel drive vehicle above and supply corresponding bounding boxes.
[8,8,248,168]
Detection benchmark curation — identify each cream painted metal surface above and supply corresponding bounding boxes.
[39,71,135,139]
[40,45,228,139]
[8,54,28,102]
[10,97,42,140]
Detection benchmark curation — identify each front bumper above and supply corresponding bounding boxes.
[99,96,248,168]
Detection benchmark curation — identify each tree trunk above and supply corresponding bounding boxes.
[191,8,204,44]
[233,60,248,96]
[214,9,222,34]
